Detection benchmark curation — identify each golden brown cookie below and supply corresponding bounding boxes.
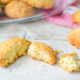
[5,0,35,18]
[58,53,80,72]
[0,0,12,4]
[28,42,58,65]
[0,4,2,12]
[23,0,55,9]
[68,28,80,48]
[0,38,31,67]
[72,10,80,25]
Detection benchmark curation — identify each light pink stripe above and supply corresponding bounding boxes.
[44,0,80,28]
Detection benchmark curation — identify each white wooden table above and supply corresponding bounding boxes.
[0,20,80,80]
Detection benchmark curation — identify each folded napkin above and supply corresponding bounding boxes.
[45,0,80,28]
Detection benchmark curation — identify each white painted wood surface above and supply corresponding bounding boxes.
[0,20,80,80]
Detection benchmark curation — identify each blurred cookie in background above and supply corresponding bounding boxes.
[72,10,80,25]
[0,4,2,12]
[68,28,80,48]
[23,0,55,9]
[0,0,12,4]
[5,0,35,18]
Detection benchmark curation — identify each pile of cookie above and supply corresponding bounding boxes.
[0,28,80,73]
[0,0,54,18]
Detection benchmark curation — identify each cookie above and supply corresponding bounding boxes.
[0,0,12,4]
[0,5,2,12]
[58,53,80,72]
[68,28,80,48]
[0,38,31,67]
[72,10,80,25]
[23,0,55,9]
[5,0,35,18]
[28,42,58,65]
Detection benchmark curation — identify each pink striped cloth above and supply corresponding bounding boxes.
[45,0,80,28]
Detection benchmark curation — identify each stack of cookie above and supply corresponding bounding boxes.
[0,0,54,18]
